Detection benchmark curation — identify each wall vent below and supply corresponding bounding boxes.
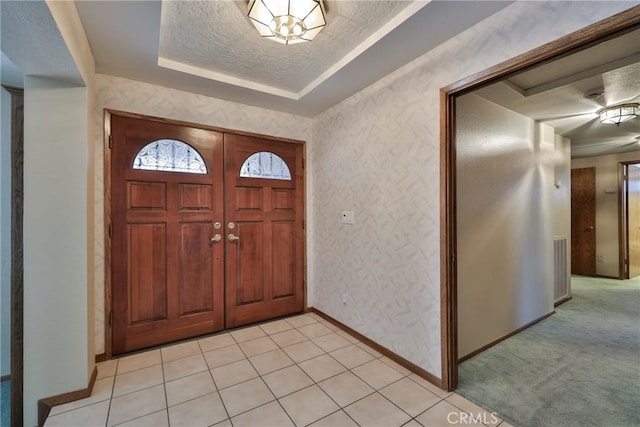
[554,236,570,303]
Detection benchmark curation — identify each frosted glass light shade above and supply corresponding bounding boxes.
[599,103,639,125]
[248,0,326,45]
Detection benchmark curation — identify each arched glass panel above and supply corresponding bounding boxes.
[240,151,291,180]
[132,139,207,174]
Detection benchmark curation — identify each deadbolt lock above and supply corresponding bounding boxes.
[228,222,235,229]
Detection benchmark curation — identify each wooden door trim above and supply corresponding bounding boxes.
[103,110,113,360]
[5,85,24,427]
[620,161,640,279]
[440,6,640,391]
[105,109,305,144]
[103,109,306,359]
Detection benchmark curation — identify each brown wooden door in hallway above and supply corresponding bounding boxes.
[110,114,304,354]
[571,167,596,276]
[628,164,640,279]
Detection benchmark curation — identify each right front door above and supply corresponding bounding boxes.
[224,133,305,327]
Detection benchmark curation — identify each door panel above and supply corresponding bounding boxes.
[179,184,213,210]
[179,222,215,315]
[571,167,596,276]
[128,182,166,209]
[112,115,225,354]
[224,134,304,327]
[235,222,265,306]
[127,223,167,324]
[272,221,295,299]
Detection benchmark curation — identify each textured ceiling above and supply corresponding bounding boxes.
[159,1,412,94]
[74,0,513,115]
[475,29,640,158]
[0,1,82,86]
[0,52,24,87]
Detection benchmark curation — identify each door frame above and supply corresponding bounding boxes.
[620,161,640,279]
[103,109,307,360]
[439,7,640,391]
[4,85,24,427]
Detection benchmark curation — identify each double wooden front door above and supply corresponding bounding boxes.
[111,114,304,355]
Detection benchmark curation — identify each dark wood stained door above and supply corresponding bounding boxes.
[112,116,225,354]
[571,167,596,276]
[224,134,304,327]
[111,115,305,354]
[628,164,640,279]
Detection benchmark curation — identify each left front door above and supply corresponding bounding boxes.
[111,115,225,354]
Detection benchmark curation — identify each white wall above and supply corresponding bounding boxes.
[554,134,572,295]
[92,74,313,354]
[554,135,572,238]
[0,87,12,378]
[456,94,555,358]
[572,151,640,277]
[23,77,89,427]
[45,0,97,379]
[309,1,633,376]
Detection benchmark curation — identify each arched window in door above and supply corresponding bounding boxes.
[240,151,291,180]
[132,139,207,174]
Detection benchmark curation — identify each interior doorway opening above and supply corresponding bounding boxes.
[440,7,640,391]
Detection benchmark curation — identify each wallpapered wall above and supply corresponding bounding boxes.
[309,1,635,376]
[93,74,313,354]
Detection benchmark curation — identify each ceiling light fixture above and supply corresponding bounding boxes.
[247,0,326,45]
[599,103,639,126]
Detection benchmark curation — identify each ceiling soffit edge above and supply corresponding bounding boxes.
[157,0,430,100]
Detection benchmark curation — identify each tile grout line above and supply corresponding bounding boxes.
[229,325,285,424]
[288,317,366,426]
[160,344,170,426]
[104,358,118,426]
[277,318,374,426]
[287,318,447,427]
[248,316,416,425]
[198,335,233,424]
[48,314,471,426]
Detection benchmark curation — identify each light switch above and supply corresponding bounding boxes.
[342,210,354,225]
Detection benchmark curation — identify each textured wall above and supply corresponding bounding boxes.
[572,151,640,277]
[554,135,572,239]
[93,74,313,354]
[554,135,572,295]
[309,1,636,376]
[456,94,555,358]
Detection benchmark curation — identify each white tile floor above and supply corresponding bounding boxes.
[45,314,512,427]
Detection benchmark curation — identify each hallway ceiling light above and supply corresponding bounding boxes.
[598,103,639,125]
[247,0,326,45]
